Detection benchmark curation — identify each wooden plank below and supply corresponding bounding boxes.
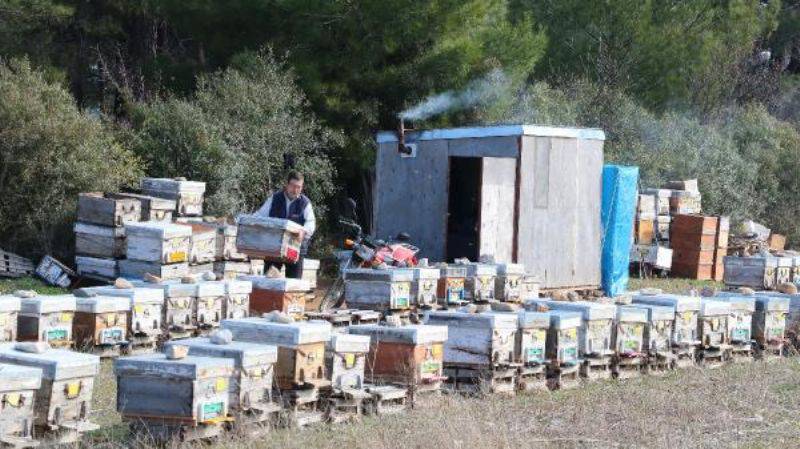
[78,192,141,227]
[478,157,516,263]
[447,136,519,158]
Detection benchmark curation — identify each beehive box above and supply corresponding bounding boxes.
[241,276,309,318]
[436,265,467,305]
[0,295,21,342]
[75,256,118,281]
[630,304,674,362]
[35,256,74,289]
[73,295,130,356]
[462,263,497,302]
[77,192,141,227]
[669,191,702,214]
[636,194,656,220]
[212,223,247,261]
[74,222,126,259]
[344,268,413,311]
[132,281,197,339]
[236,215,303,263]
[221,318,332,389]
[495,263,525,302]
[777,256,793,286]
[791,255,800,286]
[83,286,164,352]
[723,256,778,290]
[305,310,353,332]
[141,177,206,217]
[753,293,790,356]
[189,263,215,275]
[302,259,320,290]
[119,259,189,281]
[193,282,226,334]
[530,300,615,359]
[0,363,41,447]
[424,311,517,368]
[113,192,176,222]
[348,324,448,392]
[163,337,279,418]
[635,218,654,244]
[114,353,234,438]
[325,333,371,390]
[0,345,99,443]
[520,277,540,301]
[655,215,671,242]
[632,293,701,348]
[125,221,192,264]
[643,188,672,215]
[714,293,756,351]
[17,295,76,347]
[515,311,549,367]
[221,279,251,320]
[544,311,581,389]
[697,299,732,365]
[410,267,440,308]
[214,260,263,280]
[613,306,647,378]
[182,223,217,265]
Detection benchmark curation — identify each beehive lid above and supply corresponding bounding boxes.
[195,281,226,297]
[83,286,164,305]
[125,221,193,239]
[74,222,126,237]
[163,338,278,368]
[699,299,731,316]
[631,293,701,312]
[239,275,310,292]
[19,295,76,314]
[616,306,648,323]
[303,259,321,270]
[0,295,22,313]
[411,267,440,280]
[183,223,216,238]
[776,256,793,267]
[0,363,42,392]
[347,324,448,344]
[344,268,414,282]
[141,177,206,194]
[114,353,234,380]
[224,279,253,295]
[549,311,582,330]
[0,345,99,380]
[328,333,371,354]
[463,263,497,277]
[713,293,756,312]
[533,300,616,321]
[424,311,518,330]
[75,295,131,314]
[753,293,791,312]
[439,265,467,278]
[131,280,197,297]
[631,304,674,322]
[114,192,176,210]
[218,223,238,237]
[497,263,525,276]
[643,188,672,198]
[221,318,332,346]
[236,215,304,232]
[517,311,550,329]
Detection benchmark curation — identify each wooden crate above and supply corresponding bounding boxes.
[215,223,249,261]
[181,223,217,265]
[495,263,525,303]
[635,218,654,244]
[125,221,191,264]
[0,363,41,447]
[236,215,303,263]
[462,263,497,302]
[73,296,130,356]
[35,256,75,288]
[424,311,517,368]
[671,247,715,265]
[74,222,125,259]
[436,265,467,305]
[112,192,175,222]
[0,295,21,342]
[344,268,413,311]
[768,234,787,251]
[669,191,702,215]
[242,276,310,318]
[78,192,141,227]
[75,256,118,281]
[0,249,34,278]
[671,214,718,236]
[723,256,777,290]
[671,261,713,280]
[141,178,206,217]
[119,260,188,281]
[17,295,76,348]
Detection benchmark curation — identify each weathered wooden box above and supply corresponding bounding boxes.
[75,256,118,281]
[84,286,164,350]
[74,222,126,259]
[348,324,448,391]
[546,311,581,365]
[236,215,303,263]
[424,311,517,368]
[0,363,41,447]
[194,281,226,333]
[221,318,332,389]
[723,256,777,290]
[643,188,672,215]
[515,311,549,367]
[0,295,21,342]
[462,263,497,302]
[714,293,756,348]
[125,221,192,264]
[753,293,790,353]
[529,300,615,359]
[325,333,371,390]
[73,295,130,356]
[221,279,251,320]
[114,353,234,430]
[436,265,467,305]
[698,299,731,351]
[632,293,701,348]
[189,263,215,275]
[410,267,440,308]
[77,192,141,227]
[182,223,217,265]
[614,306,647,357]
[214,260,263,280]
[630,304,674,359]
[241,276,310,318]
[777,256,793,286]
[132,281,197,339]
[669,190,702,215]
[215,223,248,261]
[0,345,100,442]
[163,337,279,416]
[302,259,320,290]
[113,193,176,222]
[35,256,74,289]
[495,263,525,302]
[141,177,206,217]
[344,268,413,311]
[17,295,76,348]
[119,259,189,281]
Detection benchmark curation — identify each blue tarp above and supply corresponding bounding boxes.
[601,165,639,297]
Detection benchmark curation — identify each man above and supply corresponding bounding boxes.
[255,170,316,278]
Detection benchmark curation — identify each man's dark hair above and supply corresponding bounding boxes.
[287,170,304,183]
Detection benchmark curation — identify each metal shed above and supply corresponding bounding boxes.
[373,124,605,290]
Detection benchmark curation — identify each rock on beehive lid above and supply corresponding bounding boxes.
[0,344,99,380]
[631,292,701,312]
[163,336,278,368]
[344,268,414,282]
[238,275,310,292]
[424,310,518,330]
[18,294,76,314]
[328,333,371,354]
[221,318,332,347]
[75,295,131,314]
[114,353,234,380]
[347,324,448,345]
[0,295,22,313]
[517,311,550,329]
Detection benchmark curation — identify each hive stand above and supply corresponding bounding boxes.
[517,363,548,392]
[443,364,518,396]
[546,362,580,390]
[362,384,408,415]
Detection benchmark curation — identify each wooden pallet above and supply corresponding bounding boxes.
[0,249,34,278]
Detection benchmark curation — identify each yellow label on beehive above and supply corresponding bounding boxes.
[566,328,577,339]
[344,353,356,369]
[167,251,187,263]
[5,393,20,407]
[0,314,6,327]
[682,312,693,323]
[66,382,81,399]
[134,305,144,314]
[431,343,443,358]
[60,313,72,323]
[215,378,228,393]
[534,329,546,342]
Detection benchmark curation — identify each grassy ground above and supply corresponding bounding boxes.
[0,276,68,295]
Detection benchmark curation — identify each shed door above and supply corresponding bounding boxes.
[478,157,517,263]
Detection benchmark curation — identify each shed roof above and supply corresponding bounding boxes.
[376,124,606,143]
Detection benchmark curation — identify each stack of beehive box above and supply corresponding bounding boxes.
[212,221,265,280]
[631,192,673,272]
[120,221,192,280]
[670,215,728,280]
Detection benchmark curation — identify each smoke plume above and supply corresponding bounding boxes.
[399,69,510,121]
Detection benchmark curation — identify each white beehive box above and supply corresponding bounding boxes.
[73,295,131,352]
[179,223,217,265]
[632,293,701,347]
[547,311,581,365]
[74,222,126,259]
[221,279,251,320]
[462,263,497,302]
[527,300,615,358]
[713,293,756,346]
[77,192,141,227]
[214,260,263,280]
[410,267,440,307]
[614,306,647,356]
[325,333,371,390]
[344,268,414,311]
[17,295,76,347]
[302,259,321,290]
[515,311,549,366]
[495,263,525,302]
[75,256,118,281]
[236,215,303,263]
[82,286,164,347]
[629,304,674,357]
[132,281,197,338]
[0,363,42,446]
[215,223,248,261]
[125,221,192,264]
[119,259,189,281]
[698,299,731,348]
[752,293,790,351]
[424,311,517,367]
[0,295,21,342]
[113,192,176,222]
[141,177,206,217]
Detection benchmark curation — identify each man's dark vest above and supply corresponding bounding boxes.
[268,191,309,226]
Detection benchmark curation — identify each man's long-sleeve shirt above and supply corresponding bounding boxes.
[255,193,316,237]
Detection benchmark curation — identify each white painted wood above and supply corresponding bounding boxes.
[478,157,516,263]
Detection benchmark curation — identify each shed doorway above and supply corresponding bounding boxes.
[446,157,481,262]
